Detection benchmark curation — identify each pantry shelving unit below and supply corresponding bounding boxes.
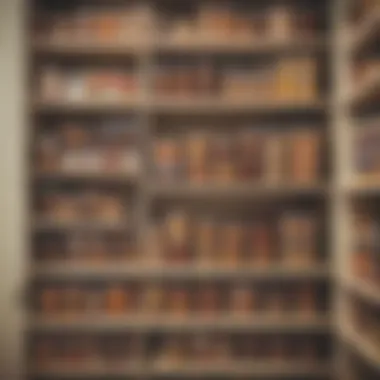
[25,0,380,380]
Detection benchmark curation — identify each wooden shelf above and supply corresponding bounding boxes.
[33,99,141,114]
[29,315,331,333]
[31,264,331,280]
[31,362,332,379]
[152,182,329,200]
[33,37,327,57]
[341,327,380,371]
[33,219,130,233]
[33,39,148,57]
[155,36,328,54]
[151,98,328,115]
[34,171,138,184]
[351,7,380,54]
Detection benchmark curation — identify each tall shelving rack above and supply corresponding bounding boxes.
[25,0,380,380]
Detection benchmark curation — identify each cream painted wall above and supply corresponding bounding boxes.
[0,0,27,378]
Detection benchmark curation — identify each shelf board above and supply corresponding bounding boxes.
[30,362,332,379]
[343,278,380,306]
[33,219,129,233]
[34,171,138,184]
[152,182,329,200]
[351,7,380,54]
[33,99,141,114]
[155,36,328,54]
[29,315,331,333]
[31,264,331,280]
[33,39,148,57]
[33,37,327,57]
[152,98,327,114]
[341,327,380,371]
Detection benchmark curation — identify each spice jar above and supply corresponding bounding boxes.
[167,286,191,317]
[353,213,373,279]
[40,66,64,101]
[105,284,131,315]
[266,286,284,317]
[230,285,255,316]
[144,285,164,314]
[155,138,181,182]
[288,131,320,183]
[210,136,234,182]
[34,338,56,368]
[249,222,272,266]
[39,287,62,315]
[269,337,288,362]
[195,218,215,266]
[185,133,209,183]
[155,336,187,369]
[98,194,124,223]
[191,334,218,363]
[264,133,284,184]
[198,4,232,39]
[238,131,263,181]
[164,211,191,264]
[197,284,220,316]
[267,5,294,41]
[103,336,134,367]
[63,286,85,316]
[37,134,61,172]
[220,222,243,267]
[279,212,303,266]
[298,284,318,316]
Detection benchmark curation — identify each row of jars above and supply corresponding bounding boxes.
[39,57,318,103]
[154,129,321,184]
[34,282,324,317]
[32,333,327,368]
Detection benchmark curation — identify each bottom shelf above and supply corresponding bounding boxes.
[30,361,332,378]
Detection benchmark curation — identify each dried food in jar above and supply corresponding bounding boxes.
[264,133,284,184]
[40,67,64,101]
[267,5,294,41]
[166,285,192,316]
[36,134,61,172]
[185,133,209,183]
[288,130,320,183]
[353,213,374,279]
[249,222,272,266]
[34,338,56,367]
[144,285,164,314]
[164,211,191,264]
[230,285,255,316]
[155,336,187,369]
[39,287,62,315]
[219,222,243,267]
[198,4,232,38]
[238,130,264,180]
[210,135,234,182]
[155,138,181,181]
[195,218,215,265]
[197,283,220,316]
[297,284,318,316]
[63,286,86,315]
[105,284,132,315]
[62,124,90,150]
[102,336,136,366]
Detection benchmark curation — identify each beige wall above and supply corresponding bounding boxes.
[0,0,26,378]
